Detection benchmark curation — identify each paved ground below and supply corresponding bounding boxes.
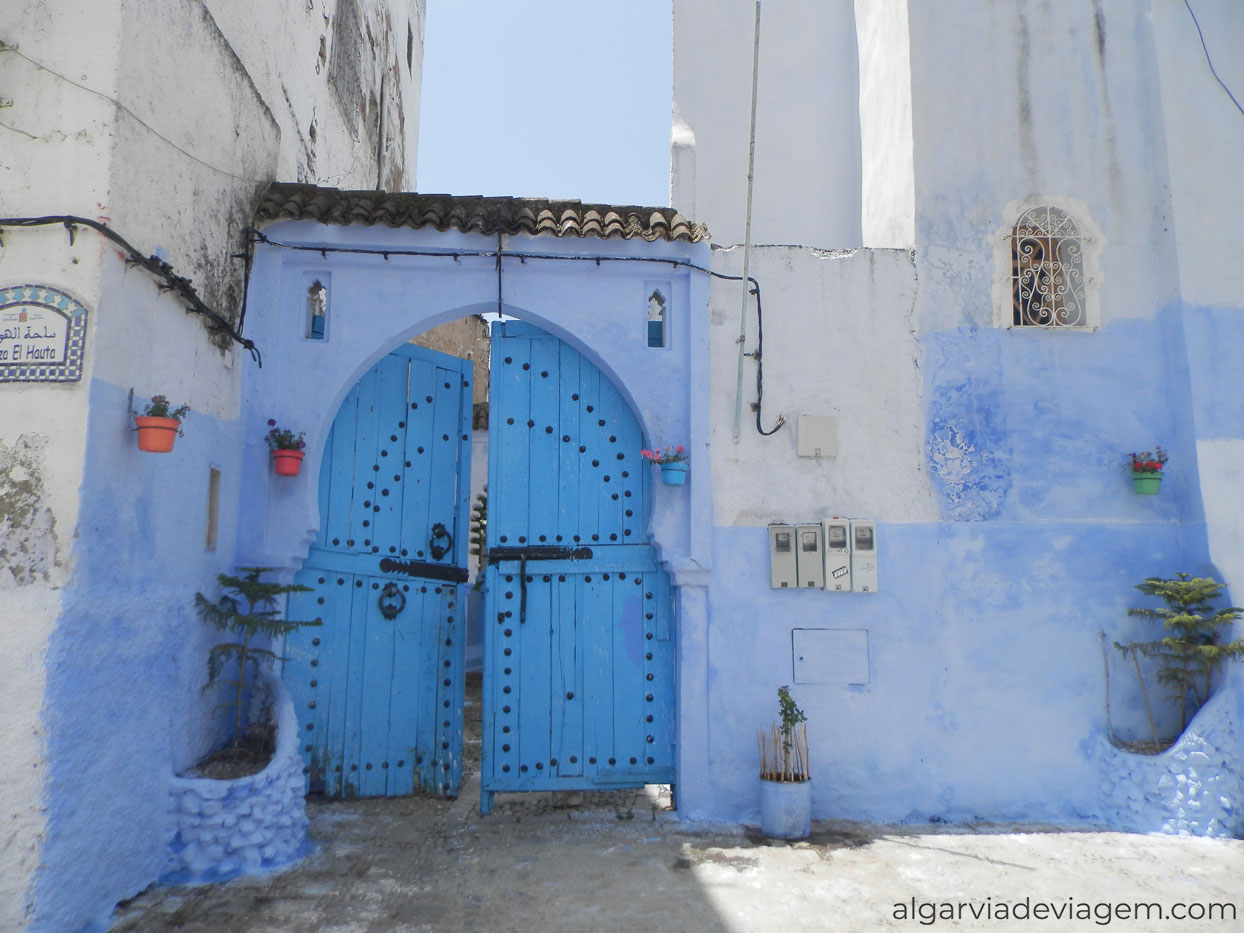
[110,680,1244,931]
[110,778,1244,932]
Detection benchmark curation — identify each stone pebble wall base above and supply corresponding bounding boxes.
[1099,690,1243,837]
[162,676,309,883]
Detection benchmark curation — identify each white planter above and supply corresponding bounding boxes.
[163,675,308,883]
[759,778,812,839]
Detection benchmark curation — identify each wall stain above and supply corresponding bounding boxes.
[0,435,61,587]
[1015,8,1036,183]
[927,378,1011,521]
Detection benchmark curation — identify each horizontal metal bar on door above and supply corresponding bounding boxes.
[303,546,462,581]
[378,557,468,583]
[488,546,660,574]
[487,545,593,564]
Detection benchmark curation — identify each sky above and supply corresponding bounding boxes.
[416,0,673,207]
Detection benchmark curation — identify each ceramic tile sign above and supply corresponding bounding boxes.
[0,284,88,382]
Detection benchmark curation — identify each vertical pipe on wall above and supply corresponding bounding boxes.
[732,1,762,444]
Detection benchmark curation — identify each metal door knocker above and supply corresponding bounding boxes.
[379,582,406,619]
[429,522,453,560]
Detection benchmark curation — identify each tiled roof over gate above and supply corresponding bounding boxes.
[255,184,709,243]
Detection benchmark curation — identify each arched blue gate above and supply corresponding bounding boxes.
[481,322,675,813]
[285,344,473,797]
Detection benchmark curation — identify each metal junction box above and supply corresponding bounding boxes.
[823,519,851,591]
[769,524,797,588]
[792,628,869,684]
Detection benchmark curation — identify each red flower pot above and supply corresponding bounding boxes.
[135,416,181,453]
[272,449,305,476]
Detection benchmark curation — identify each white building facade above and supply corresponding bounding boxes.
[675,0,1244,829]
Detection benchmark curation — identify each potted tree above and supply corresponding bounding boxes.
[265,419,307,476]
[1115,573,1244,749]
[164,569,320,883]
[135,395,189,452]
[757,685,812,839]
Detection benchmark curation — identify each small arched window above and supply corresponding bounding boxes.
[1011,206,1086,327]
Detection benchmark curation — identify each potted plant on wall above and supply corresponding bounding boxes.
[265,419,306,476]
[1114,573,1244,750]
[135,395,189,453]
[164,569,320,883]
[641,444,688,485]
[757,685,812,839]
[1128,446,1167,495]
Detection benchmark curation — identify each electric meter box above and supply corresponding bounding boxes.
[795,524,825,588]
[768,524,798,588]
[822,519,852,591]
[849,519,878,592]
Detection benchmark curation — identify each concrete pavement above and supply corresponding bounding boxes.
[109,777,1244,932]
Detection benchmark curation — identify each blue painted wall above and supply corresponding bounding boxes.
[31,224,1244,928]
[32,381,244,932]
[686,301,1221,827]
[29,224,712,930]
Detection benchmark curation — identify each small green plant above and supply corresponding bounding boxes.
[758,685,809,782]
[195,568,319,759]
[640,445,687,465]
[143,395,190,421]
[1116,573,1244,741]
[264,419,306,450]
[1128,446,1168,474]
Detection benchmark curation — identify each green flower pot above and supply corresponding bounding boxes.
[1131,471,1162,495]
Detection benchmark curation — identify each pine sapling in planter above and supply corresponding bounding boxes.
[1116,573,1244,751]
[757,685,812,838]
[194,568,320,777]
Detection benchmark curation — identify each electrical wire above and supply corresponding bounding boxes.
[1183,0,1244,120]
[0,215,260,364]
[3,45,260,181]
[247,228,787,436]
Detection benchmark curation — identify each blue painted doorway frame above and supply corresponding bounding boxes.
[480,321,676,813]
[285,343,473,797]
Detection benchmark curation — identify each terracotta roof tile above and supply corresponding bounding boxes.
[255,183,708,243]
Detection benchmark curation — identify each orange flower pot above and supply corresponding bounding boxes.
[135,416,181,453]
[272,449,305,476]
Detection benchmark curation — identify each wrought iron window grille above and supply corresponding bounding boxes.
[1011,206,1088,327]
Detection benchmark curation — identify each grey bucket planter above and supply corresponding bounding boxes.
[759,778,812,839]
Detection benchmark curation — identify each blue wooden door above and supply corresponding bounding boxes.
[480,322,676,813]
[285,344,472,798]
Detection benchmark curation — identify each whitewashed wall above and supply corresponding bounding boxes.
[673,0,1244,828]
[0,2,422,929]
[855,0,914,249]
[671,0,863,247]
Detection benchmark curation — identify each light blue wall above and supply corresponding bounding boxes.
[237,224,712,579]
[32,381,243,932]
[31,224,711,929]
[924,309,1204,526]
[690,518,1210,825]
[681,297,1223,826]
[1182,305,1244,442]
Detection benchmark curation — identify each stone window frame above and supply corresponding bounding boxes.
[992,197,1103,331]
